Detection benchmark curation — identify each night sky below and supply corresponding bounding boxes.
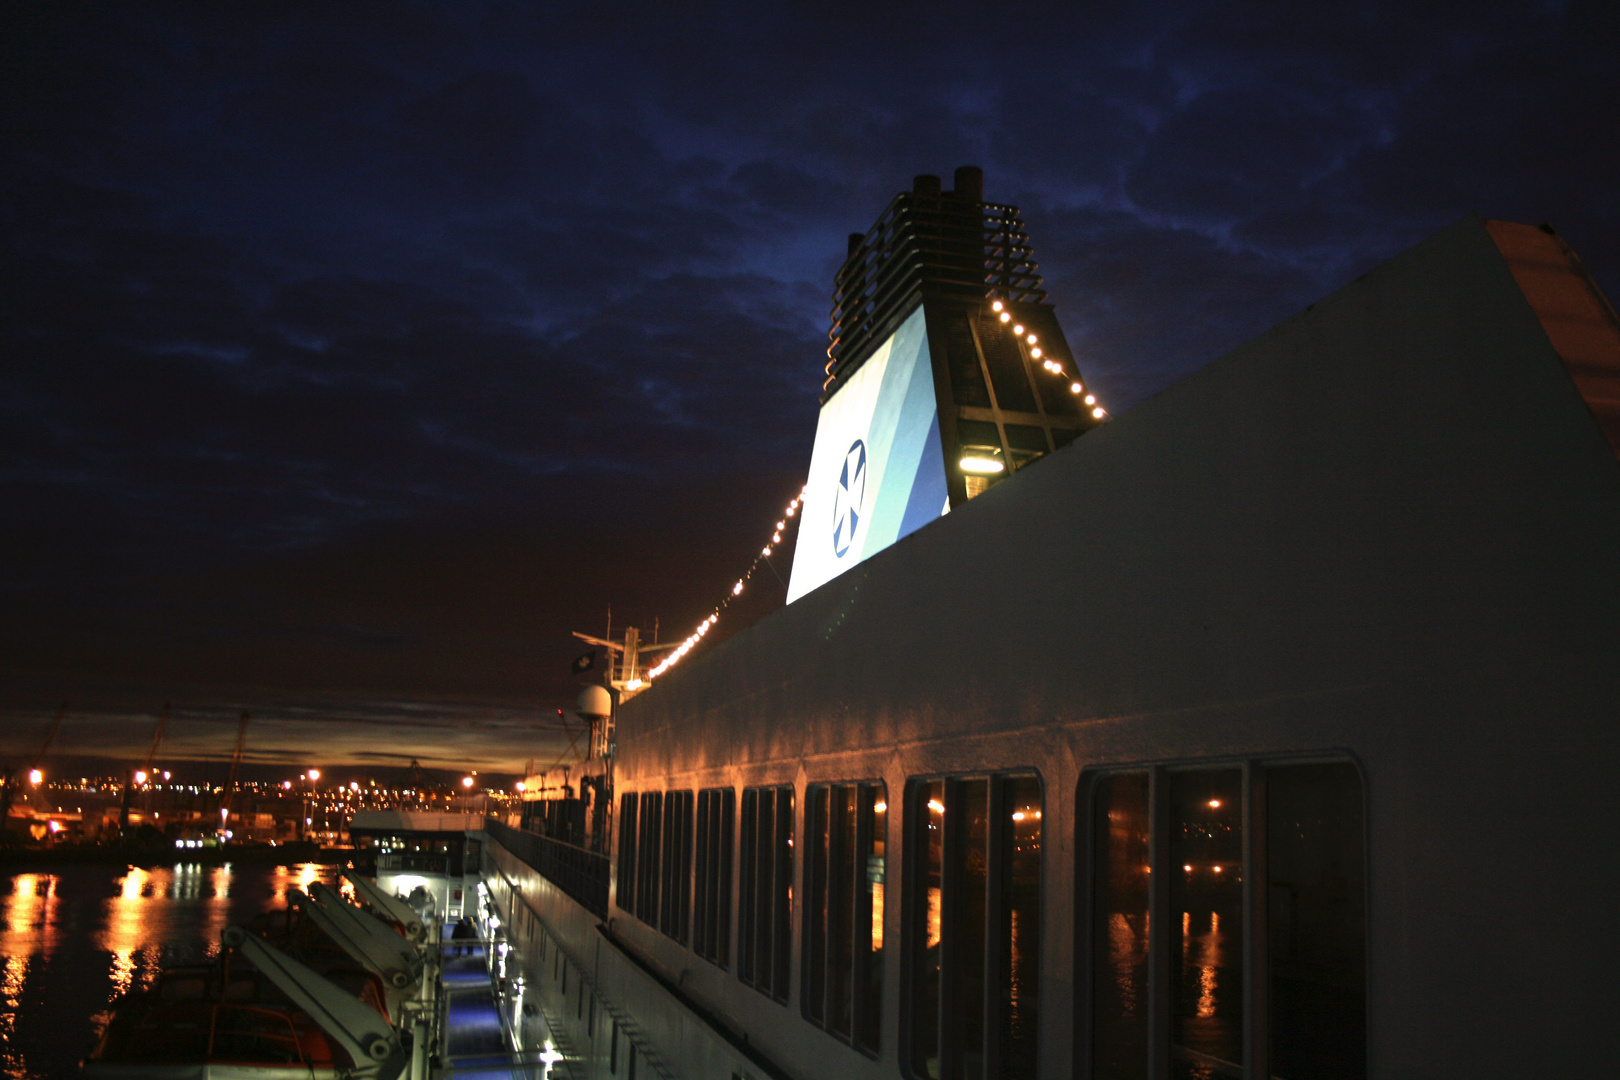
[3,3,1617,774]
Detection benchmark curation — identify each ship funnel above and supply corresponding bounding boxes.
[954,165,983,202]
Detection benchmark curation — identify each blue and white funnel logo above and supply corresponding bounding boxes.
[831,439,867,558]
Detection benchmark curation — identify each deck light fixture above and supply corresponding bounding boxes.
[960,456,1005,475]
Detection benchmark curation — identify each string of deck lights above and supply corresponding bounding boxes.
[642,485,807,683]
[643,299,1104,685]
[990,298,1107,421]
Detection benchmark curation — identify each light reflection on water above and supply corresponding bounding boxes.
[0,862,341,1080]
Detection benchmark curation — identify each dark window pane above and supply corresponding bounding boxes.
[755,789,775,992]
[1001,776,1042,1079]
[638,792,663,926]
[911,780,945,1079]
[976,315,1038,412]
[944,315,991,407]
[956,418,1001,453]
[1268,763,1366,1080]
[948,778,989,1077]
[617,794,638,914]
[1168,770,1244,1079]
[720,790,734,969]
[1035,372,1082,418]
[855,784,886,1054]
[739,789,757,983]
[1003,423,1049,472]
[773,786,795,1002]
[1003,423,1048,452]
[680,791,693,944]
[661,791,691,945]
[660,794,676,934]
[807,786,830,1025]
[694,792,712,958]
[829,784,858,1037]
[1091,772,1150,1080]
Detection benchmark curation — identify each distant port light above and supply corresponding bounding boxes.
[461,776,475,789]
[306,769,320,781]
[134,770,147,785]
[1208,799,1222,808]
[28,769,42,786]
[960,456,1005,475]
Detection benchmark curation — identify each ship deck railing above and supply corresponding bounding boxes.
[482,817,609,920]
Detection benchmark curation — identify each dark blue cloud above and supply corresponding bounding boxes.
[2,0,1616,766]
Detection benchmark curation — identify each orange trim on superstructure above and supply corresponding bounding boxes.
[1487,219,1620,457]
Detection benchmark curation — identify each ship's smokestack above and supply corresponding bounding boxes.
[953,165,983,203]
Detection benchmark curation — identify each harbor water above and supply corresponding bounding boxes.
[0,861,343,1080]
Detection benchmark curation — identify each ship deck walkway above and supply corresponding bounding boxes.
[435,933,573,1080]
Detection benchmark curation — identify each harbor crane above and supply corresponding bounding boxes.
[0,702,67,832]
[218,712,250,833]
[118,703,169,831]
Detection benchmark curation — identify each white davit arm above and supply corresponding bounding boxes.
[222,925,404,1078]
[343,870,426,942]
[309,883,425,982]
[289,888,416,989]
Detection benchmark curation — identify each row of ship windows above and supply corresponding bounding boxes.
[614,759,1366,1080]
